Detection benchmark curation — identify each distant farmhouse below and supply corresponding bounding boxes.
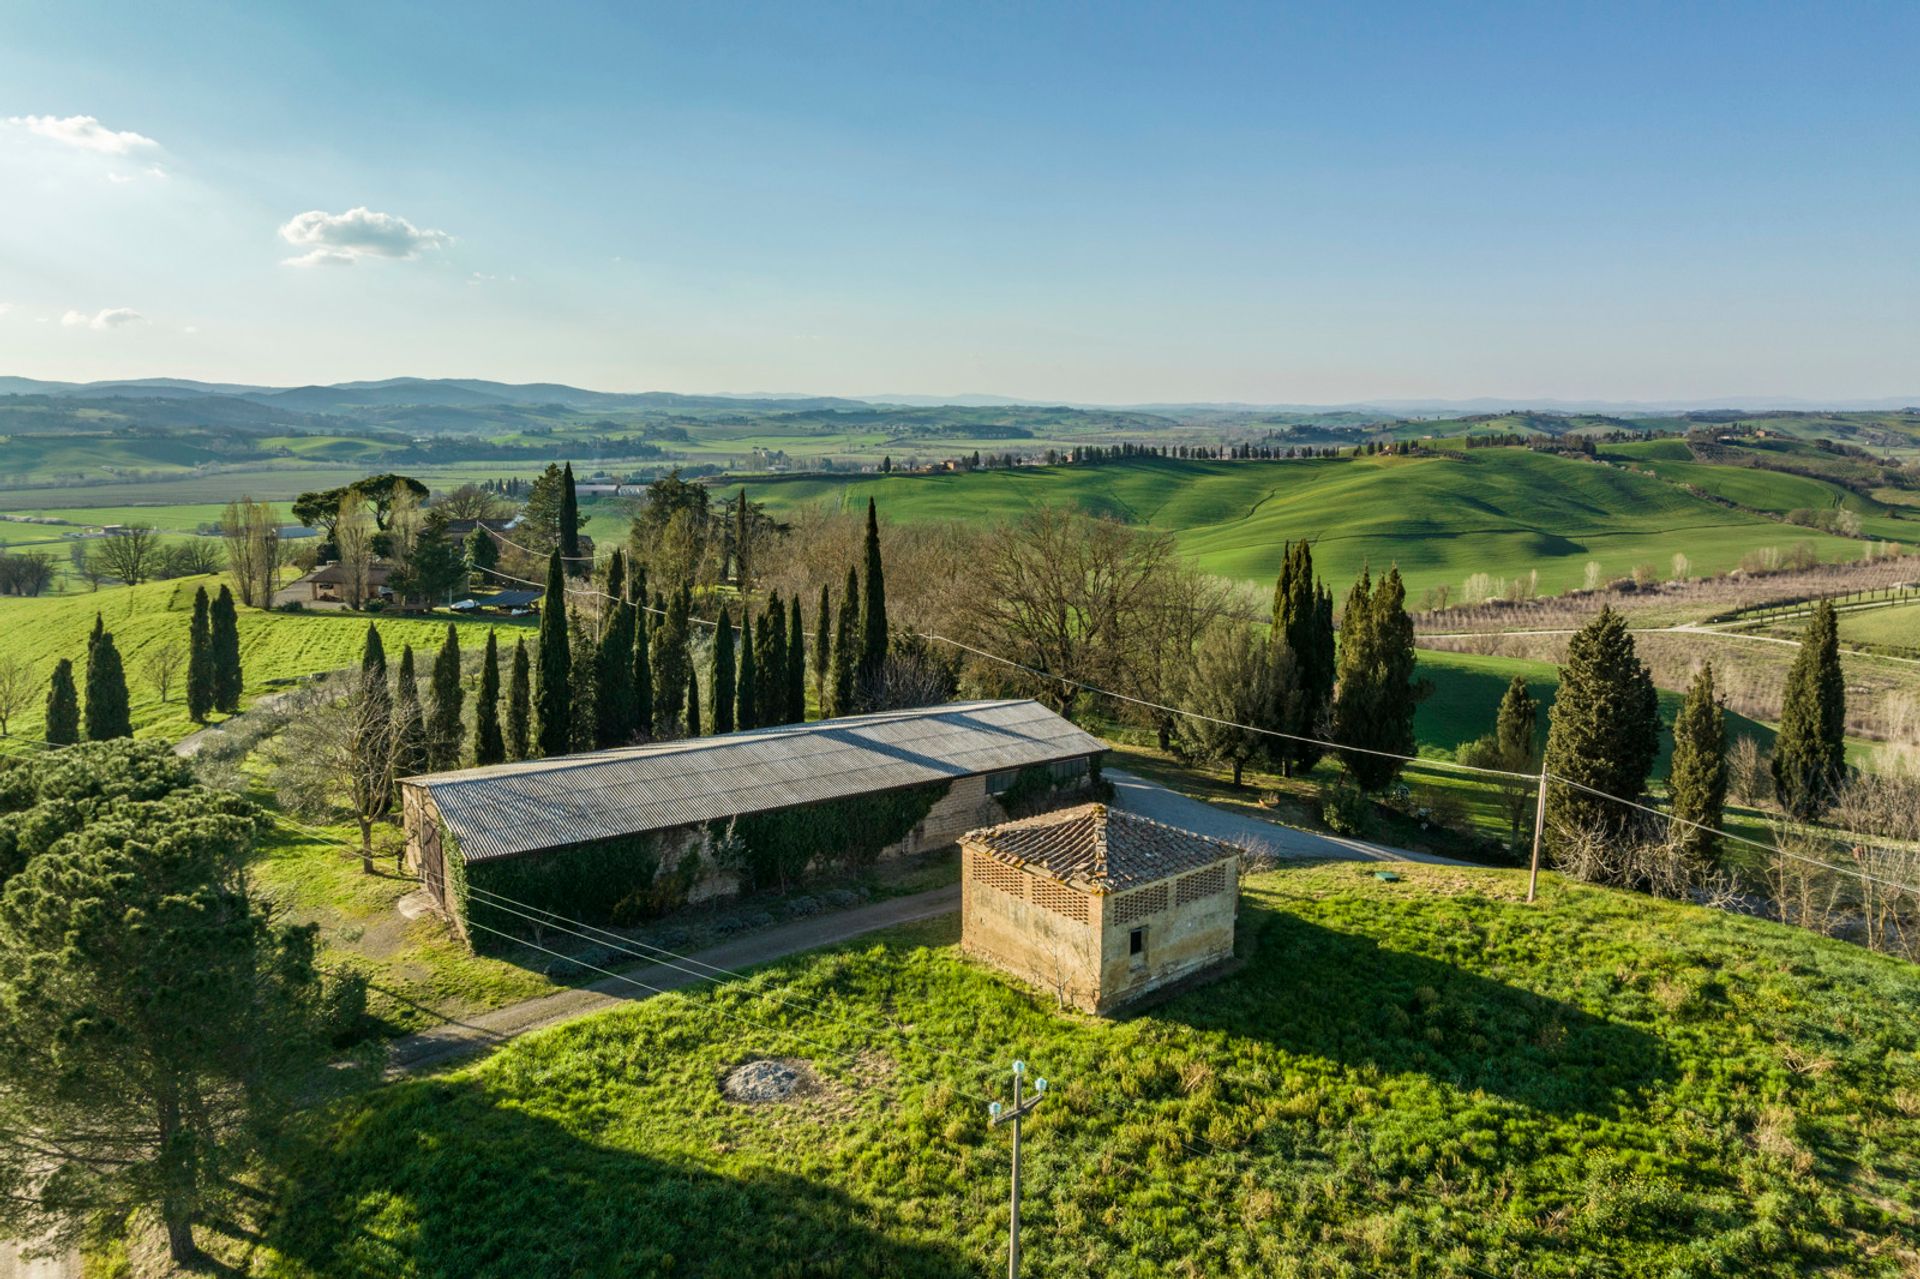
[400,700,1108,946]
[961,804,1240,1013]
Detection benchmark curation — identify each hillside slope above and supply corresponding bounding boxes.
[730,452,1866,595]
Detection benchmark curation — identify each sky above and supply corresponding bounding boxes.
[0,1,1915,404]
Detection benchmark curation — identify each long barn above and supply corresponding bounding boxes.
[400,699,1108,945]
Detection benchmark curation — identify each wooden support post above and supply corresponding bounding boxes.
[1527,765,1548,903]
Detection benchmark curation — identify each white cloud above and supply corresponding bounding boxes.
[0,303,11,316]
[106,172,135,184]
[62,307,145,331]
[278,206,451,267]
[6,114,158,155]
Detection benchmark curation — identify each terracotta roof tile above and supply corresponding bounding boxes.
[964,802,1239,893]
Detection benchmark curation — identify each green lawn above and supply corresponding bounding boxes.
[0,577,532,744]
[732,452,1866,596]
[226,864,1920,1278]
[1834,601,1920,653]
[1600,444,1917,541]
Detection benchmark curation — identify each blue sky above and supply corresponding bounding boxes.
[1,1,1914,402]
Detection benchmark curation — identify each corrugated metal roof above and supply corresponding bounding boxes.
[964,802,1240,893]
[407,699,1106,863]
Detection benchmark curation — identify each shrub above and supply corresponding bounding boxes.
[1320,781,1372,836]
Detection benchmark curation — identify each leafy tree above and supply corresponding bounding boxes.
[1183,622,1284,786]
[1669,661,1729,870]
[474,629,505,766]
[44,658,79,746]
[518,463,568,553]
[186,584,214,722]
[84,615,132,741]
[0,743,336,1265]
[536,550,571,756]
[813,584,832,713]
[393,511,469,605]
[210,584,243,713]
[1542,606,1661,846]
[1771,601,1847,818]
[737,607,758,730]
[712,606,736,734]
[1330,566,1426,789]
[831,566,859,717]
[506,637,532,761]
[859,498,889,693]
[651,586,691,734]
[787,594,807,722]
[392,645,430,785]
[427,624,464,769]
[464,523,500,578]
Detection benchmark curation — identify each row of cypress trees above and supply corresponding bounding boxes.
[44,614,133,745]
[186,584,243,723]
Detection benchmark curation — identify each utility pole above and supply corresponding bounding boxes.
[1527,763,1548,903]
[989,1059,1048,1279]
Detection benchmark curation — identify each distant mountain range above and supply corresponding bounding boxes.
[1,375,1912,417]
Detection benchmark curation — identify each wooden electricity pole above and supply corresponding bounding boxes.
[989,1059,1048,1279]
[1527,763,1548,903]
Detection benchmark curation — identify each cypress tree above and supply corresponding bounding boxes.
[1542,606,1661,845]
[186,585,213,723]
[209,585,242,713]
[84,616,132,741]
[1669,661,1728,870]
[1494,675,1539,768]
[831,566,859,717]
[651,586,690,734]
[712,606,736,734]
[393,645,429,783]
[1771,601,1847,818]
[759,594,785,726]
[1328,565,1424,789]
[813,584,831,713]
[535,549,571,756]
[737,607,758,730]
[568,619,598,753]
[1329,569,1377,779]
[44,658,79,746]
[686,665,702,737]
[733,487,752,590]
[559,461,582,575]
[787,594,806,722]
[361,621,388,679]
[426,624,464,770]
[1371,566,1422,767]
[632,602,654,740]
[506,637,532,761]
[474,629,506,766]
[858,498,888,691]
[603,549,627,609]
[596,598,638,747]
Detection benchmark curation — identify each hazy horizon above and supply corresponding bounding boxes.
[3,2,1915,403]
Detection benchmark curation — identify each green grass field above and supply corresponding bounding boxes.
[224,864,1920,1278]
[1832,600,1920,652]
[729,452,1867,596]
[1601,443,1917,541]
[0,578,532,744]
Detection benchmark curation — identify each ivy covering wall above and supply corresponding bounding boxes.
[461,827,702,951]
[717,780,948,892]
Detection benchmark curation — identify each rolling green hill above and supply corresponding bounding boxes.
[1602,440,1918,540]
[727,452,1867,596]
[0,578,531,745]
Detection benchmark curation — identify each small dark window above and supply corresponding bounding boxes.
[986,770,1018,795]
[1129,927,1146,956]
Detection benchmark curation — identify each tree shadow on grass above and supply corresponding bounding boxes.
[255,1076,974,1279]
[1159,901,1672,1115]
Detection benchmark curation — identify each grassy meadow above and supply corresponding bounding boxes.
[723,451,1868,596]
[220,864,1920,1278]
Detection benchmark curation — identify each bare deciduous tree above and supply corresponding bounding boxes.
[221,498,283,607]
[333,492,378,610]
[267,674,398,873]
[93,525,163,586]
[0,656,31,735]
[139,641,184,703]
[434,482,511,521]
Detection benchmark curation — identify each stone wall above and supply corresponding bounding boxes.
[960,846,1102,1009]
[1093,858,1238,1013]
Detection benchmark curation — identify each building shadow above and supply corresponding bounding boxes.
[1157,901,1672,1115]
[256,1076,976,1279]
